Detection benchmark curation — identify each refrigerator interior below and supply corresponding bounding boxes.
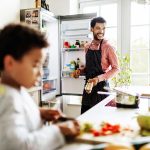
[60,14,96,95]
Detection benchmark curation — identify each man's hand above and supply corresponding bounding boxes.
[40,108,64,121]
[71,69,81,78]
[88,77,99,86]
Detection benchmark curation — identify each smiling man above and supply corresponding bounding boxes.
[80,16,120,114]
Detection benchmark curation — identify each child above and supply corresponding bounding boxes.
[0,23,80,150]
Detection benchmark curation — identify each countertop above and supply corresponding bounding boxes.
[59,89,150,150]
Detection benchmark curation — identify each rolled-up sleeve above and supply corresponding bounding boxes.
[97,46,120,82]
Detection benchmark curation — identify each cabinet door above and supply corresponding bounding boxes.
[41,16,59,101]
[21,8,59,102]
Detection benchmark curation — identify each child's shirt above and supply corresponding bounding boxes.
[0,84,65,150]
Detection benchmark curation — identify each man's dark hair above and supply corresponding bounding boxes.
[90,17,106,28]
[0,23,49,70]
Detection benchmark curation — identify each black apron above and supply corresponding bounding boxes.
[81,40,109,114]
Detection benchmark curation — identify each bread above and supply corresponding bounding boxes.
[104,143,135,150]
[139,143,150,150]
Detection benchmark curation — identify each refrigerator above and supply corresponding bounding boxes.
[59,14,97,96]
[20,8,96,104]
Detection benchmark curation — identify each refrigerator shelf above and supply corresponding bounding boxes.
[42,77,57,81]
[62,76,85,79]
[62,48,84,52]
[62,28,89,32]
[41,90,57,101]
[62,34,90,37]
[61,35,91,39]
[42,88,56,94]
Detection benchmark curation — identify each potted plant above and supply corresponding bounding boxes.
[111,53,132,87]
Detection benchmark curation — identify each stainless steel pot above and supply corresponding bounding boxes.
[97,89,140,108]
[115,92,139,108]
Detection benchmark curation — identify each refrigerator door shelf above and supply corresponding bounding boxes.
[41,90,57,102]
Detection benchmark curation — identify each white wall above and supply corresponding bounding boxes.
[47,0,70,15]
[20,0,78,16]
[47,0,78,15]
[70,0,78,15]
[20,0,34,9]
[0,0,79,28]
[0,0,20,28]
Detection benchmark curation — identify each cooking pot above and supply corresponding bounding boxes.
[115,91,139,108]
[98,89,140,108]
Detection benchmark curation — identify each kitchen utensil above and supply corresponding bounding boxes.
[85,82,93,94]
[53,116,75,124]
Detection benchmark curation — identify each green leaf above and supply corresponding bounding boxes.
[111,52,132,87]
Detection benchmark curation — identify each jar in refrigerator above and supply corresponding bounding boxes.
[75,40,80,48]
[64,41,70,48]
[85,82,93,94]
[80,41,85,48]
[76,58,80,69]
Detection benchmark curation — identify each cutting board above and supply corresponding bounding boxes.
[75,131,138,144]
[75,133,118,144]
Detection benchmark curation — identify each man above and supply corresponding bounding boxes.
[78,17,119,114]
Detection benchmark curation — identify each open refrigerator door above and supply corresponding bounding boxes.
[20,8,59,105]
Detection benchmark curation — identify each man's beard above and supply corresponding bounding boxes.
[93,33,104,40]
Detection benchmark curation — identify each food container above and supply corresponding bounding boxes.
[97,89,140,108]
[85,82,93,94]
[115,91,140,108]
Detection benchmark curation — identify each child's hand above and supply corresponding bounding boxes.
[40,108,64,121]
[57,120,80,138]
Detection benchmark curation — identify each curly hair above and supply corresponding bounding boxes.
[90,17,106,28]
[0,23,49,70]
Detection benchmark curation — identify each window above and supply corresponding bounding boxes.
[80,1,118,49]
[130,2,150,85]
[83,6,99,15]
[79,0,150,86]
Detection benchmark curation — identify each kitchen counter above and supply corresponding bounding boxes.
[59,94,150,150]
[78,95,149,123]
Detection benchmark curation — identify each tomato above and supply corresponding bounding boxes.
[105,123,112,128]
[111,125,120,133]
[82,122,122,137]
[92,130,101,137]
